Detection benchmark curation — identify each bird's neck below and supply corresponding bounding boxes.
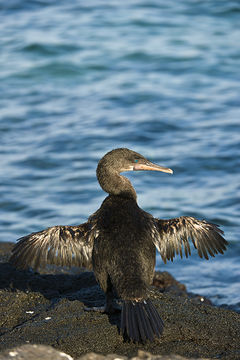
[97,168,137,200]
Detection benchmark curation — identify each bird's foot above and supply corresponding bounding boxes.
[84,305,106,313]
[105,298,122,313]
[84,300,122,314]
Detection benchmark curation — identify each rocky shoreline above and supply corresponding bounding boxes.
[0,242,239,359]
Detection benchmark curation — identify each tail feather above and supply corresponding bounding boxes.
[144,300,164,337]
[127,303,134,340]
[135,303,146,341]
[130,303,140,342]
[121,299,164,343]
[137,301,154,342]
[143,302,159,337]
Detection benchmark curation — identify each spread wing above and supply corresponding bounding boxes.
[9,222,95,271]
[153,216,228,263]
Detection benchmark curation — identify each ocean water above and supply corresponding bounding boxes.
[0,1,239,311]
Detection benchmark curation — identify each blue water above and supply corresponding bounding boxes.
[0,1,240,311]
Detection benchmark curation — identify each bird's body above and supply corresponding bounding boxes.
[10,148,228,343]
[92,195,156,302]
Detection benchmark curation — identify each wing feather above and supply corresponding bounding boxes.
[9,223,94,271]
[153,216,228,263]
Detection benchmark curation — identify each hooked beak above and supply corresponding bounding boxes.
[134,161,173,174]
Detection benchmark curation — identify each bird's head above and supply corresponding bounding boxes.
[98,148,173,175]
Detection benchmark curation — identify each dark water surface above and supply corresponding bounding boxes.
[0,1,240,311]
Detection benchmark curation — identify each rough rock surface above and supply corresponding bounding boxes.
[0,344,73,360]
[0,346,208,360]
[0,242,240,360]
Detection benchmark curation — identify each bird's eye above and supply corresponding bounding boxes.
[134,159,139,163]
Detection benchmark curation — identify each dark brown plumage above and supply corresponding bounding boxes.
[9,148,228,343]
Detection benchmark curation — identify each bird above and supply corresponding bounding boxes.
[9,148,228,343]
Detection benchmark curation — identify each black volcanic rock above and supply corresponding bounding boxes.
[0,242,239,360]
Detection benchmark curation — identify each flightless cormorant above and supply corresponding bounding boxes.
[10,148,228,343]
